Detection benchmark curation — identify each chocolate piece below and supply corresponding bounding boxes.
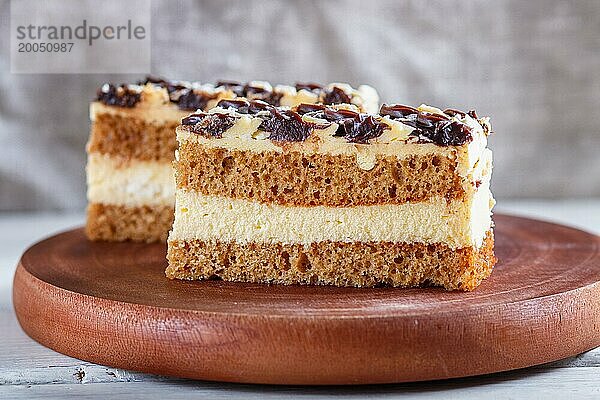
[298,105,388,143]
[324,108,361,122]
[322,86,352,105]
[445,107,484,123]
[478,117,492,135]
[216,99,272,115]
[443,108,467,117]
[140,76,192,104]
[140,76,218,111]
[339,115,388,144]
[141,76,190,95]
[141,75,165,85]
[217,99,253,113]
[181,113,236,138]
[245,85,284,106]
[247,100,273,114]
[297,106,350,136]
[215,99,323,142]
[215,80,245,96]
[96,84,141,108]
[264,92,285,106]
[177,90,218,111]
[445,108,491,135]
[216,82,284,106]
[381,104,473,146]
[381,104,419,119]
[261,109,314,142]
[243,84,269,98]
[296,104,355,121]
[295,82,323,92]
[420,120,472,146]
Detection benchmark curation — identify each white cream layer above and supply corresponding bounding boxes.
[86,153,174,207]
[170,178,494,249]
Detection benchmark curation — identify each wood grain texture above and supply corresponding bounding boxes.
[11,214,600,385]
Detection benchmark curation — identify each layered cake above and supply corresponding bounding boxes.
[167,100,496,290]
[86,77,378,242]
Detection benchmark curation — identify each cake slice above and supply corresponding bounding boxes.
[167,100,496,290]
[86,77,379,242]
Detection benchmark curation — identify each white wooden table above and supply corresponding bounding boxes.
[1,200,599,399]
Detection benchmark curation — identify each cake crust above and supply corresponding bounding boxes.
[166,230,496,291]
[86,203,174,243]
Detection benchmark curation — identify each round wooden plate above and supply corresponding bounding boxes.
[12,214,600,385]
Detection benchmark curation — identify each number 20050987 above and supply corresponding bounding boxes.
[18,42,74,52]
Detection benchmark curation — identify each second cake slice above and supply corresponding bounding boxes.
[86,77,378,242]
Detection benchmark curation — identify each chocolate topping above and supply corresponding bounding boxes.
[380,104,473,146]
[96,84,141,108]
[184,100,484,146]
[222,99,389,143]
[181,113,236,138]
[186,99,323,142]
[322,86,352,105]
[98,77,363,111]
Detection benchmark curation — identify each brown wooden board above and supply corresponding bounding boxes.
[12,214,600,385]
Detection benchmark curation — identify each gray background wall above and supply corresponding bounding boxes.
[0,0,599,211]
